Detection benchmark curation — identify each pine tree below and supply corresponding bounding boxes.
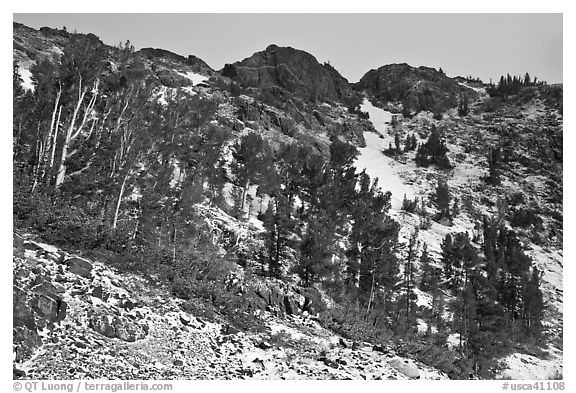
[458,93,469,116]
[394,133,401,153]
[402,229,420,332]
[295,214,335,286]
[452,197,460,217]
[418,197,432,230]
[521,267,544,336]
[435,180,451,219]
[419,244,440,291]
[415,126,450,169]
[231,132,274,217]
[488,146,502,186]
[415,143,429,167]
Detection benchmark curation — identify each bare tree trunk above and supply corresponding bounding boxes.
[240,181,249,217]
[367,258,376,313]
[112,172,129,229]
[34,85,63,189]
[172,225,177,263]
[355,243,362,288]
[47,105,62,185]
[30,124,45,193]
[55,78,99,189]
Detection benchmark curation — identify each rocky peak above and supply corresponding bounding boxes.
[223,44,355,104]
[355,62,477,114]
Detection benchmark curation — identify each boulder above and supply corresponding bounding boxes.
[119,298,137,310]
[222,324,242,335]
[13,367,26,379]
[89,313,146,342]
[91,285,109,301]
[113,316,146,342]
[32,281,59,298]
[33,294,67,323]
[388,357,420,379]
[13,326,42,363]
[258,341,272,350]
[179,313,191,326]
[66,257,93,278]
[89,315,116,338]
[283,295,300,315]
[13,287,36,330]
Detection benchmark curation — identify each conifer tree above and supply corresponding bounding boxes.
[420,244,440,291]
[435,180,451,219]
[295,214,335,286]
[521,267,544,336]
[488,146,502,186]
[402,229,419,331]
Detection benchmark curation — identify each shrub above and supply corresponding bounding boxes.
[510,208,543,229]
[318,305,392,344]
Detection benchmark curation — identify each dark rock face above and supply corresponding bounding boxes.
[355,63,477,114]
[33,294,67,323]
[247,284,313,317]
[225,44,355,104]
[222,324,242,335]
[66,257,93,278]
[153,67,192,88]
[139,47,214,75]
[13,280,66,362]
[13,327,42,363]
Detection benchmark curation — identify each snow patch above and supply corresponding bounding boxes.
[177,71,208,86]
[355,99,415,210]
[19,67,34,92]
[458,81,486,95]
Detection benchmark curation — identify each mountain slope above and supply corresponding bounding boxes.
[12,21,562,381]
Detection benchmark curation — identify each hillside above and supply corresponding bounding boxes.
[13,22,563,381]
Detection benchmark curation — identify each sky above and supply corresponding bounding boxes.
[13,13,563,84]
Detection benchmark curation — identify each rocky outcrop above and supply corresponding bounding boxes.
[355,63,477,114]
[224,44,355,104]
[140,47,214,76]
[245,282,320,318]
[13,252,68,363]
[153,67,193,88]
[88,312,148,342]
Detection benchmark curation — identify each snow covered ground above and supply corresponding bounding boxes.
[18,66,34,92]
[355,99,416,210]
[457,81,486,95]
[177,71,209,86]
